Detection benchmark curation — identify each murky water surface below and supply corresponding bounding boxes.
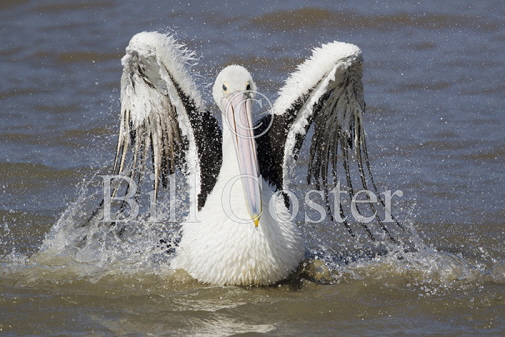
[1,1,504,336]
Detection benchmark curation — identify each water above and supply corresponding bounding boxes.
[1,0,504,335]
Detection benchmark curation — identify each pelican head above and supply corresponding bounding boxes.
[213,65,262,227]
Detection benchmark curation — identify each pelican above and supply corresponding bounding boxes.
[112,31,397,286]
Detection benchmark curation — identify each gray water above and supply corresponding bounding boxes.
[1,0,504,336]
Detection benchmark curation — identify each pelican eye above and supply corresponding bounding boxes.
[246,82,251,91]
[222,82,229,93]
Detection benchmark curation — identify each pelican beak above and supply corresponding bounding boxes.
[223,92,262,227]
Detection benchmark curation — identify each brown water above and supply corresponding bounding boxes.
[1,1,505,336]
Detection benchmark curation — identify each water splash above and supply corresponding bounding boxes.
[1,172,503,293]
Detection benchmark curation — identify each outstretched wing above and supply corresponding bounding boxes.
[256,41,403,241]
[115,31,222,211]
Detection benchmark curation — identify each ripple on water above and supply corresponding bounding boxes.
[31,0,115,13]
[251,8,502,32]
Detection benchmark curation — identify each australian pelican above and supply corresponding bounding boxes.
[111,31,401,286]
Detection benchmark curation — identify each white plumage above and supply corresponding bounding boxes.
[173,156,304,285]
[173,183,303,285]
